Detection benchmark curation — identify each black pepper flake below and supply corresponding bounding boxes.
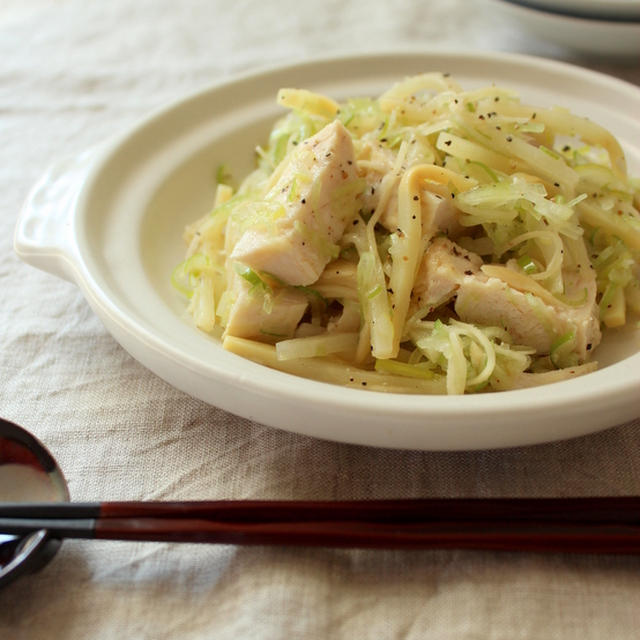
[352,219,359,225]
[380,138,388,142]
[444,139,452,146]
[349,377,354,382]
[494,96,500,102]
[586,343,592,351]
[413,195,419,201]
[496,126,501,130]
[371,186,376,195]
[553,182,560,187]
[361,381,367,386]
[563,145,571,152]
[451,193,455,199]
[412,215,416,219]
[464,270,473,275]
[454,99,459,104]
[325,152,332,157]
[292,140,298,145]
[347,160,353,165]
[506,136,513,142]
[479,114,485,120]
[301,198,306,204]
[532,112,537,119]
[443,72,451,77]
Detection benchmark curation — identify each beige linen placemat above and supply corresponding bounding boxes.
[1,1,639,638]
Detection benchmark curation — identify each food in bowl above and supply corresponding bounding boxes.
[173,73,640,395]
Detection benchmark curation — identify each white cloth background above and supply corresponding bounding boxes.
[1,1,640,638]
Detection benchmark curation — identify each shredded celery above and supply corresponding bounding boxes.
[171,254,212,299]
[517,254,538,274]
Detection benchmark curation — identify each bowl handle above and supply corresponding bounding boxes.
[14,147,103,284]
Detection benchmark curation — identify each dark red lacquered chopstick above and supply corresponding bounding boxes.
[97,519,640,553]
[3,497,640,523]
[2,498,640,553]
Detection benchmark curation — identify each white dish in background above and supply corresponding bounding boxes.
[509,0,640,19]
[14,51,640,451]
[490,0,640,56]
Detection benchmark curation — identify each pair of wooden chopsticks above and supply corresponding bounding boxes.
[2,498,640,553]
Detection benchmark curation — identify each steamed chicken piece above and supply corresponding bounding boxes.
[353,139,464,237]
[411,237,482,311]
[455,278,600,358]
[424,193,465,238]
[413,237,601,360]
[551,260,601,355]
[355,138,397,219]
[356,139,464,238]
[223,271,308,341]
[229,120,358,286]
[381,190,465,239]
[313,258,359,301]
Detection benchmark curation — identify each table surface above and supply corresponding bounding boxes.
[1,1,640,638]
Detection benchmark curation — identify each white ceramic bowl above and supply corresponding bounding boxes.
[14,51,640,451]
[490,0,640,56]
[510,0,640,20]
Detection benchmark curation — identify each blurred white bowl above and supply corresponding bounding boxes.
[514,0,640,20]
[491,0,640,55]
